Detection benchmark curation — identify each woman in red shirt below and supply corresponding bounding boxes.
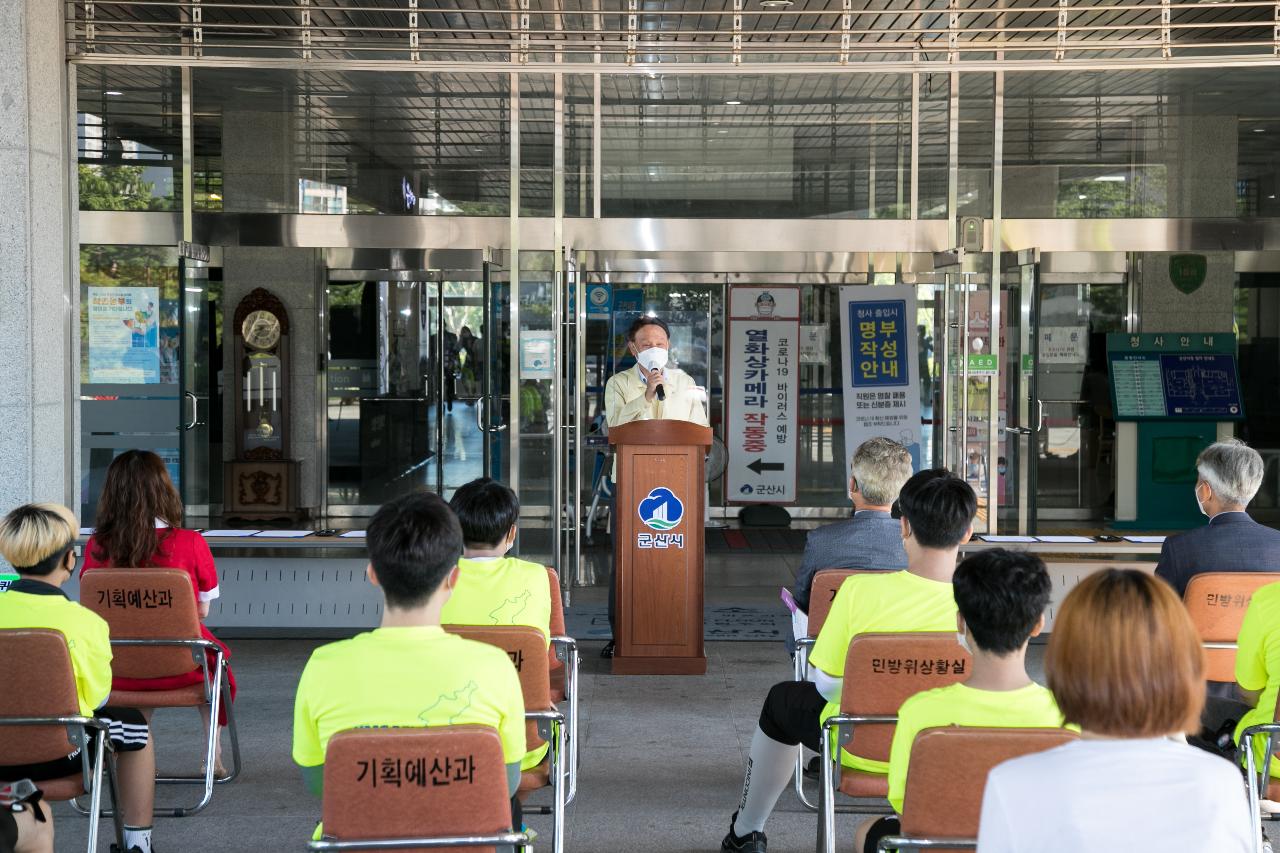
[81,450,237,773]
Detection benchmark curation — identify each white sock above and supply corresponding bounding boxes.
[733,727,800,835]
[123,825,153,853]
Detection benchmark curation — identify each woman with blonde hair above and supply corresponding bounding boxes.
[81,450,236,771]
[977,568,1251,852]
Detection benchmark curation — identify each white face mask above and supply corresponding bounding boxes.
[636,346,669,373]
[1195,484,1210,518]
[957,631,972,654]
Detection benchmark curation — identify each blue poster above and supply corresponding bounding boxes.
[1159,354,1243,418]
[848,299,909,388]
[88,286,161,384]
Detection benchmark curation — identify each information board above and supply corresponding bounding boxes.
[726,287,800,503]
[838,284,924,474]
[1107,333,1244,421]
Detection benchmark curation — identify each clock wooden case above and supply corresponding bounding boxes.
[225,288,300,521]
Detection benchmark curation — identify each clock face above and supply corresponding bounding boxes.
[241,310,282,351]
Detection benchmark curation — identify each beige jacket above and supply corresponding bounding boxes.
[603,366,710,430]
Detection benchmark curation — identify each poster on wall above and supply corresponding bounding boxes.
[726,287,800,503]
[519,330,555,380]
[838,284,924,475]
[88,286,161,384]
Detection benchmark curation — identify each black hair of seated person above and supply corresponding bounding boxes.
[626,315,671,342]
[449,477,520,549]
[896,468,978,550]
[953,548,1051,655]
[366,490,464,609]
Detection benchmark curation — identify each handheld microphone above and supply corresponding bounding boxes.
[656,383,665,402]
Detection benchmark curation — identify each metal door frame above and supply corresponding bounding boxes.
[178,252,211,518]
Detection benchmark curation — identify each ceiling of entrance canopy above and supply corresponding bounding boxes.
[68,0,1280,68]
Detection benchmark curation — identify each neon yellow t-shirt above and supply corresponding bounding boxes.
[0,583,112,715]
[292,625,526,771]
[441,556,552,645]
[887,682,1067,812]
[1234,582,1280,776]
[808,570,960,772]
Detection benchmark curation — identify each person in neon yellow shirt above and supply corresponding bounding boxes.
[442,477,553,773]
[855,548,1068,852]
[442,477,552,644]
[1233,581,1280,776]
[0,503,156,853]
[721,469,977,853]
[292,491,527,836]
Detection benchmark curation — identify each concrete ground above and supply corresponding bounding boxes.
[50,550,1268,852]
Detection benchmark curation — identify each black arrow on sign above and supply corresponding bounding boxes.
[747,459,785,475]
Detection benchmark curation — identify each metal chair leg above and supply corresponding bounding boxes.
[85,729,106,853]
[215,666,242,784]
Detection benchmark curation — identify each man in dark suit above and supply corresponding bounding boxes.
[792,437,912,622]
[1156,439,1280,597]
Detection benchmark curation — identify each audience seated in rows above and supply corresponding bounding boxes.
[977,569,1252,852]
[791,438,912,622]
[0,503,155,853]
[721,469,977,853]
[291,491,528,841]
[854,548,1068,853]
[1156,439,1280,597]
[81,450,236,774]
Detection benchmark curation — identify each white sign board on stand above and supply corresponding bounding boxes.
[726,287,800,503]
[838,285,924,475]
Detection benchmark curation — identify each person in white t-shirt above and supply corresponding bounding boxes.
[977,568,1253,853]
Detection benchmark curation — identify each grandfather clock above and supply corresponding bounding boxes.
[225,288,301,521]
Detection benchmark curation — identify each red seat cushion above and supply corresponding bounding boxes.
[838,768,889,799]
[110,683,206,709]
[35,773,87,802]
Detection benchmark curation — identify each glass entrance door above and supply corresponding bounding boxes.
[999,252,1128,529]
[179,255,213,516]
[480,257,512,482]
[1000,250,1040,534]
[940,269,999,534]
[80,245,211,525]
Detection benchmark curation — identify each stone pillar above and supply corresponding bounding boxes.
[1139,112,1239,335]
[0,0,78,512]
[219,97,322,513]
[222,106,296,213]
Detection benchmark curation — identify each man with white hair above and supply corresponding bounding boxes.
[791,437,913,620]
[1156,439,1280,597]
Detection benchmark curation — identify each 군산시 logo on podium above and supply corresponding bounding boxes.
[639,487,684,531]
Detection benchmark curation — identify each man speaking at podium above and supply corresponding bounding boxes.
[601,316,709,657]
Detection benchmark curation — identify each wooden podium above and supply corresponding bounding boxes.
[609,419,712,675]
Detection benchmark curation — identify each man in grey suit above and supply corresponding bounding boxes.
[792,437,913,622]
[1156,439,1280,598]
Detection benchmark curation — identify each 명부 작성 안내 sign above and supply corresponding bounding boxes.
[838,284,924,475]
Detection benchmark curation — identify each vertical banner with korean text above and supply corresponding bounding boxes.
[839,285,924,476]
[727,287,801,503]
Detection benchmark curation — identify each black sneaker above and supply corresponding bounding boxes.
[600,640,615,659]
[110,846,151,853]
[720,812,766,853]
[803,756,820,779]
